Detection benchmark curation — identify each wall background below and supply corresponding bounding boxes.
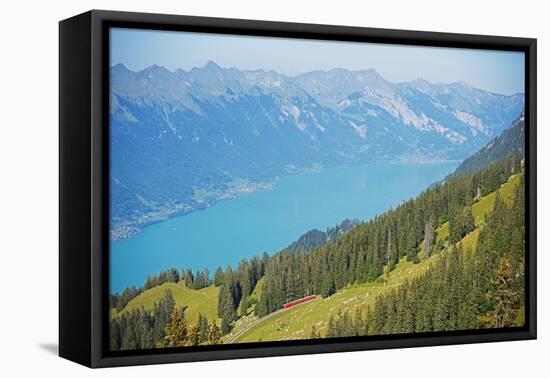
[0,0,546,376]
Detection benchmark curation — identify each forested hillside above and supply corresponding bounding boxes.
[233,167,524,343]
[325,172,525,338]
[109,121,525,350]
[247,152,523,319]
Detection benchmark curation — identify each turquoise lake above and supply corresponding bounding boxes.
[110,162,458,293]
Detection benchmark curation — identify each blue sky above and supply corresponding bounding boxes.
[111,28,525,95]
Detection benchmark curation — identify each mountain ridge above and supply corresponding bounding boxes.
[109,61,524,238]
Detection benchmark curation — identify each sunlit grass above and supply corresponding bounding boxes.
[115,281,220,325]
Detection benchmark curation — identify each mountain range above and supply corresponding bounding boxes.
[109,61,524,238]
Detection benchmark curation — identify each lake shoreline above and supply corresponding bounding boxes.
[110,161,459,293]
[110,157,460,242]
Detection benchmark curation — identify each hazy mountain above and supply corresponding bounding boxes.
[296,70,524,160]
[293,68,388,108]
[109,62,524,237]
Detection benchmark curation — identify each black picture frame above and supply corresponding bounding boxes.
[59,9,537,368]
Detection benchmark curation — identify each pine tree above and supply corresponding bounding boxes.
[449,205,461,244]
[186,325,199,346]
[164,306,188,347]
[214,266,225,287]
[239,295,249,316]
[255,293,269,317]
[424,217,435,260]
[206,321,222,345]
[327,315,337,338]
[197,313,209,344]
[354,306,365,336]
[217,266,237,332]
[110,320,122,350]
[481,257,519,328]
[462,207,475,235]
[320,274,335,298]
[183,269,194,288]
[120,322,138,350]
[341,310,354,337]
[151,290,175,345]
[405,224,419,262]
[386,227,393,262]
[221,317,232,335]
[309,324,320,339]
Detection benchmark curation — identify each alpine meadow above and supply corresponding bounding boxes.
[108,28,526,351]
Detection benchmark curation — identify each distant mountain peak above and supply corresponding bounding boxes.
[145,64,162,70]
[140,64,172,76]
[411,77,431,85]
[363,67,382,76]
[451,80,473,88]
[203,60,223,70]
[406,78,436,93]
[111,62,129,71]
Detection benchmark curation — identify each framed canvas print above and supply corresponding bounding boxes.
[59,10,537,368]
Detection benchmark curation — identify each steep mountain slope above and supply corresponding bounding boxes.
[452,113,525,175]
[109,62,524,237]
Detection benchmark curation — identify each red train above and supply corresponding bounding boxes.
[283,295,318,309]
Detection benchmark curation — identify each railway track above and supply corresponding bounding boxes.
[226,296,319,344]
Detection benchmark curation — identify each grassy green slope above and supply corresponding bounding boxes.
[236,256,442,343]
[250,276,265,302]
[116,282,220,325]
[435,173,519,244]
[472,173,519,224]
[234,173,521,343]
